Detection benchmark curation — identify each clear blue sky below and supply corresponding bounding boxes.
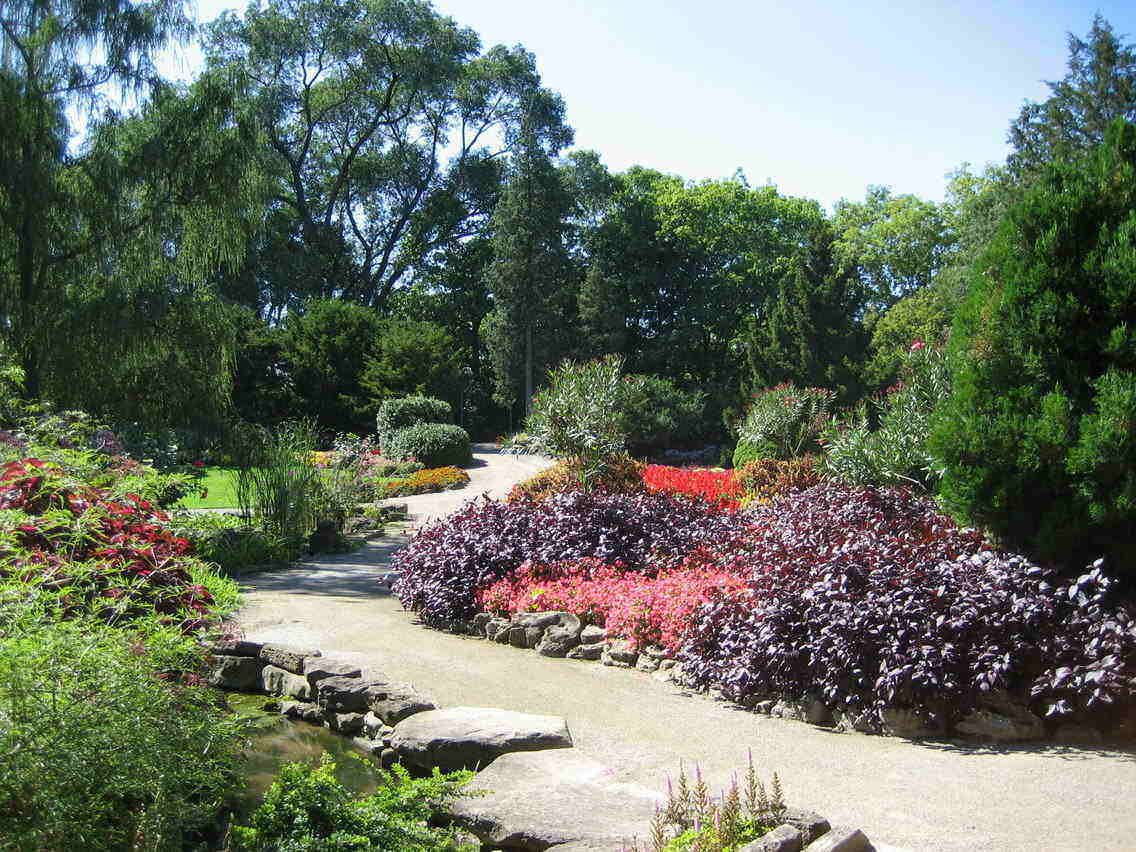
[180,0,1136,208]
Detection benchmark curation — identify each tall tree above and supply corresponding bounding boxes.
[1008,15,1136,177]
[0,0,261,431]
[205,0,570,310]
[482,120,576,414]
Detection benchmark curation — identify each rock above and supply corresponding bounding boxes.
[260,664,312,700]
[487,618,512,642]
[206,655,263,690]
[206,638,262,658]
[280,700,322,723]
[379,747,398,768]
[352,736,383,755]
[601,640,638,668]
[781,809,830,845]
[316,676,373,714]
[446,749,660,850]
[509,612,581,650]
[538,626,582,657]
[580,625,605,644]
[1053,724,1104,746]
[472,612,495,637]
[658,659,676,671]
[771,700,804,722]
[801,827,869,852]
[641,645,668,661]
[881,707,944,739]
[567,642,604,661]
[754,701,775,715]
[832,710,875,734]
[547,843,627,851]
[303,657,362,686]
[508,625,533,648]
[363,711,385,738]
[309,518,339,552]
[804,698,834,727]
[956,708,1045,742]
[391,706,573,772]
[635,656,660,673]
[259,643,321,675]
[365,681,437,725]
[738,823,804,851]
[328,712,366,736]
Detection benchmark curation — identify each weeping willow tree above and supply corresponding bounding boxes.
[0,0,265,435]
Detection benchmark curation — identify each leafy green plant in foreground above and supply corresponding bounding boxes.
[231,754,474,851]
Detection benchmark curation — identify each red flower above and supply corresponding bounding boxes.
[193,461,205,468]
[909,339,926,352]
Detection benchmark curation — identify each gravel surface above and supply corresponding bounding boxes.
[236,447,1136,852]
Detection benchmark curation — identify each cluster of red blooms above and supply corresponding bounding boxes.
[642,464,743,510]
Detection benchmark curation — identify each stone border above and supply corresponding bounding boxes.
[203,638,877,851]
[458,610,1109,746]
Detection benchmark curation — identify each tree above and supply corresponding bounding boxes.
[205,0,570,309]
[0,0,262,431]
[482,122,576,415]
[832,186,953,313]
[1008,15,1136,177]
[282,299,382,432]
[931,120,1136,578]
[361,318,462,405]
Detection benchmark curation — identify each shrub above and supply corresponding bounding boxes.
[822,342,950,490]
[0,617,245,851]
[642,465,743,510]
[526,355,629,486]
[931,122,1136,575]
[376,396,452,452]
[735,456,821,504]
[231,755,472,852]
[167,511,293,575]
[731,439,766,470]
[380,466,471,498]
[386,422,472,468]
[678,482,1136,732]
[623,375,707,449]
[393,490,752,628]
[736,384,833,460]
[508,454,644,502]
[477,557,747,652]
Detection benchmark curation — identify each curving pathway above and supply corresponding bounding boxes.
[236,446,1136,852]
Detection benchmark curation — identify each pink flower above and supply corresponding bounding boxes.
[909,339,926,352]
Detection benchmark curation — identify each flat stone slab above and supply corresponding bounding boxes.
[447,749,661,850]
[390,706,572,772]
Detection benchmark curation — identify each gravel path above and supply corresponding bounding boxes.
[236,447,1136,852]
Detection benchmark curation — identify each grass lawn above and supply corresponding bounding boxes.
[179,467,240,509]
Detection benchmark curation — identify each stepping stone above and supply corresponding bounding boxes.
[390,706,572,772]
[446,749,661,850]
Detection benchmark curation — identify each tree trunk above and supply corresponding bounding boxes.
[524,320,533,416]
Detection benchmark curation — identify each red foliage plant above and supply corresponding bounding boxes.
[642,465,742,510]
[476,556,747,652]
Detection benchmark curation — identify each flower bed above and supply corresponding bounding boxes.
[380,465,470,498]
[642,465,742,510]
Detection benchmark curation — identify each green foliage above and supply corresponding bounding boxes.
[526,355,628,486]
[864,285,956,389]
[168,510,293,575]
[386,423,473,468]
[931,121,1136,574]
[731,440,767,470]
[736,384,833,461]
[622,374,706,448]
[823,344,951,489]
[376,396,454,452]
[0,615,245,851]
[283,299,383,433]
[231,754,474,852]
[362,318,463,407]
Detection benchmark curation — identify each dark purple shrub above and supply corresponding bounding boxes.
[678,483,1136,732]
[393,490,752,628]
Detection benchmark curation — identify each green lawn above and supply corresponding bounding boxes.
[179,467,240,509]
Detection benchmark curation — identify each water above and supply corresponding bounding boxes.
[225,693,386,821]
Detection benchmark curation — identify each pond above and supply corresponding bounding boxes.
[226,693,386,822]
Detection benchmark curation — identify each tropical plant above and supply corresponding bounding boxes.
[735,384,833,461]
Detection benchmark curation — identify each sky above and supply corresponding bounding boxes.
[176,0,1136,209]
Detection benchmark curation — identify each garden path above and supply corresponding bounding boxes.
[236,447,1136,852]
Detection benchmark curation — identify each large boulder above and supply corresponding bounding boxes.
[206,655,263,690]
[446,749,660,850]
[303,657,362,687]
[365,680,437,725]
[316,676,373,714]
[390,706,572,772]
[260,664,312,700]
[259,643,321,675]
